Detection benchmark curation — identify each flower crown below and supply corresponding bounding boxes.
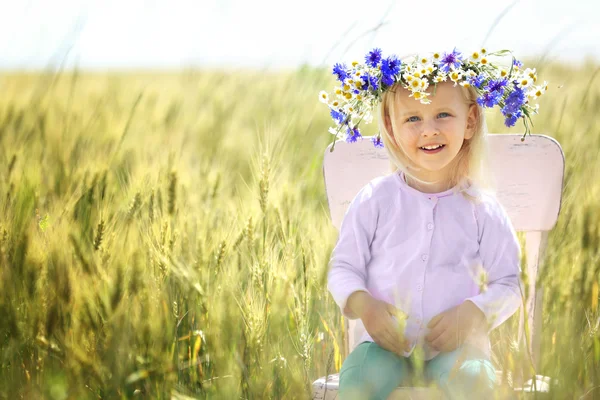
[319,48,547,150]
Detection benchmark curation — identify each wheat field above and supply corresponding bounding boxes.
[0,61,598,399]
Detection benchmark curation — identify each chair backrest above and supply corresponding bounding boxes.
[323,134,565,371]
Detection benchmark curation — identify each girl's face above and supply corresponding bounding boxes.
[385,82,477,183]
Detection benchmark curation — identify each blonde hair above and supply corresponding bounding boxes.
[377,81,492,201]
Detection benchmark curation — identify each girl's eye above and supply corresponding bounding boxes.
[406,116,420,123]
[438,112,451,118]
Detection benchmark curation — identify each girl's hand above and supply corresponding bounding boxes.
[347,291,410,355]
[424,300,487,352]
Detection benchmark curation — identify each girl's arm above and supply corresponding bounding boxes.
[327,184,378,320]
[465,196,522,332]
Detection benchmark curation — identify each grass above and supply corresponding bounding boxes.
[0,60,599,399]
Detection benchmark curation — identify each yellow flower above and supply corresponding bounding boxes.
[410,79,422,90]
[404,74,414,82]
[433,74,447,83]
[481,48,487,54]
[433,52,441,61]
[460,81,471,88]
[471,52,480,61]
[352,61,359,67]
[335,88,342,95]
[420,57,429,65]
[344,92,352,100]
[480,58,488,65]
[500,69,508,78]
[343,84,350,91]
[330,99,340,108]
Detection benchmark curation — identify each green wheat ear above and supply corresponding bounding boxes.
[168,170,177,216]
[93,218,105,251]
[392,308,408,334]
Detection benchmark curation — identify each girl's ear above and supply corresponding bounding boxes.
[464,104,478,140]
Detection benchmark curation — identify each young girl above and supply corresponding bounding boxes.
[320,49,546,399]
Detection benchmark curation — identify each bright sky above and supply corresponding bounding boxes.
[0,0,597,70]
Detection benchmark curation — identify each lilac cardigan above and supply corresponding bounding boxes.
[327,171,522,360]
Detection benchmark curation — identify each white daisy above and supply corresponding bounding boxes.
[517,76,534,89]
[449,69,463,84]
[409,78,423,91]
[528,83,546,99]
[524,68,537,83]
[319,91,329,103]
[410,91,431,104]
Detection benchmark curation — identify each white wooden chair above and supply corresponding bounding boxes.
[313,134,565,399]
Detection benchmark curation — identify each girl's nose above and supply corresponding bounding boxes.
[421,120,440,137]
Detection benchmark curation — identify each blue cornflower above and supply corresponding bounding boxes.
[359,74,379,91]
[330,109,347,125]
[365,48,383,68]
[353,89,360,95]
[439,48,463,73]
[368,75,379,91]
[469,74,485,88]
[360,74,369,90]
[485,79,508,94]
[371,135,384,148]
[513,59,523,68]
[332,63,349,83]
[504,111,522,127]
[477,91,503,108]
[382,75,395,86]
[381,55,401,75]
[381,55,401,87]
[345,127,362,143]
[502,86,526,116]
